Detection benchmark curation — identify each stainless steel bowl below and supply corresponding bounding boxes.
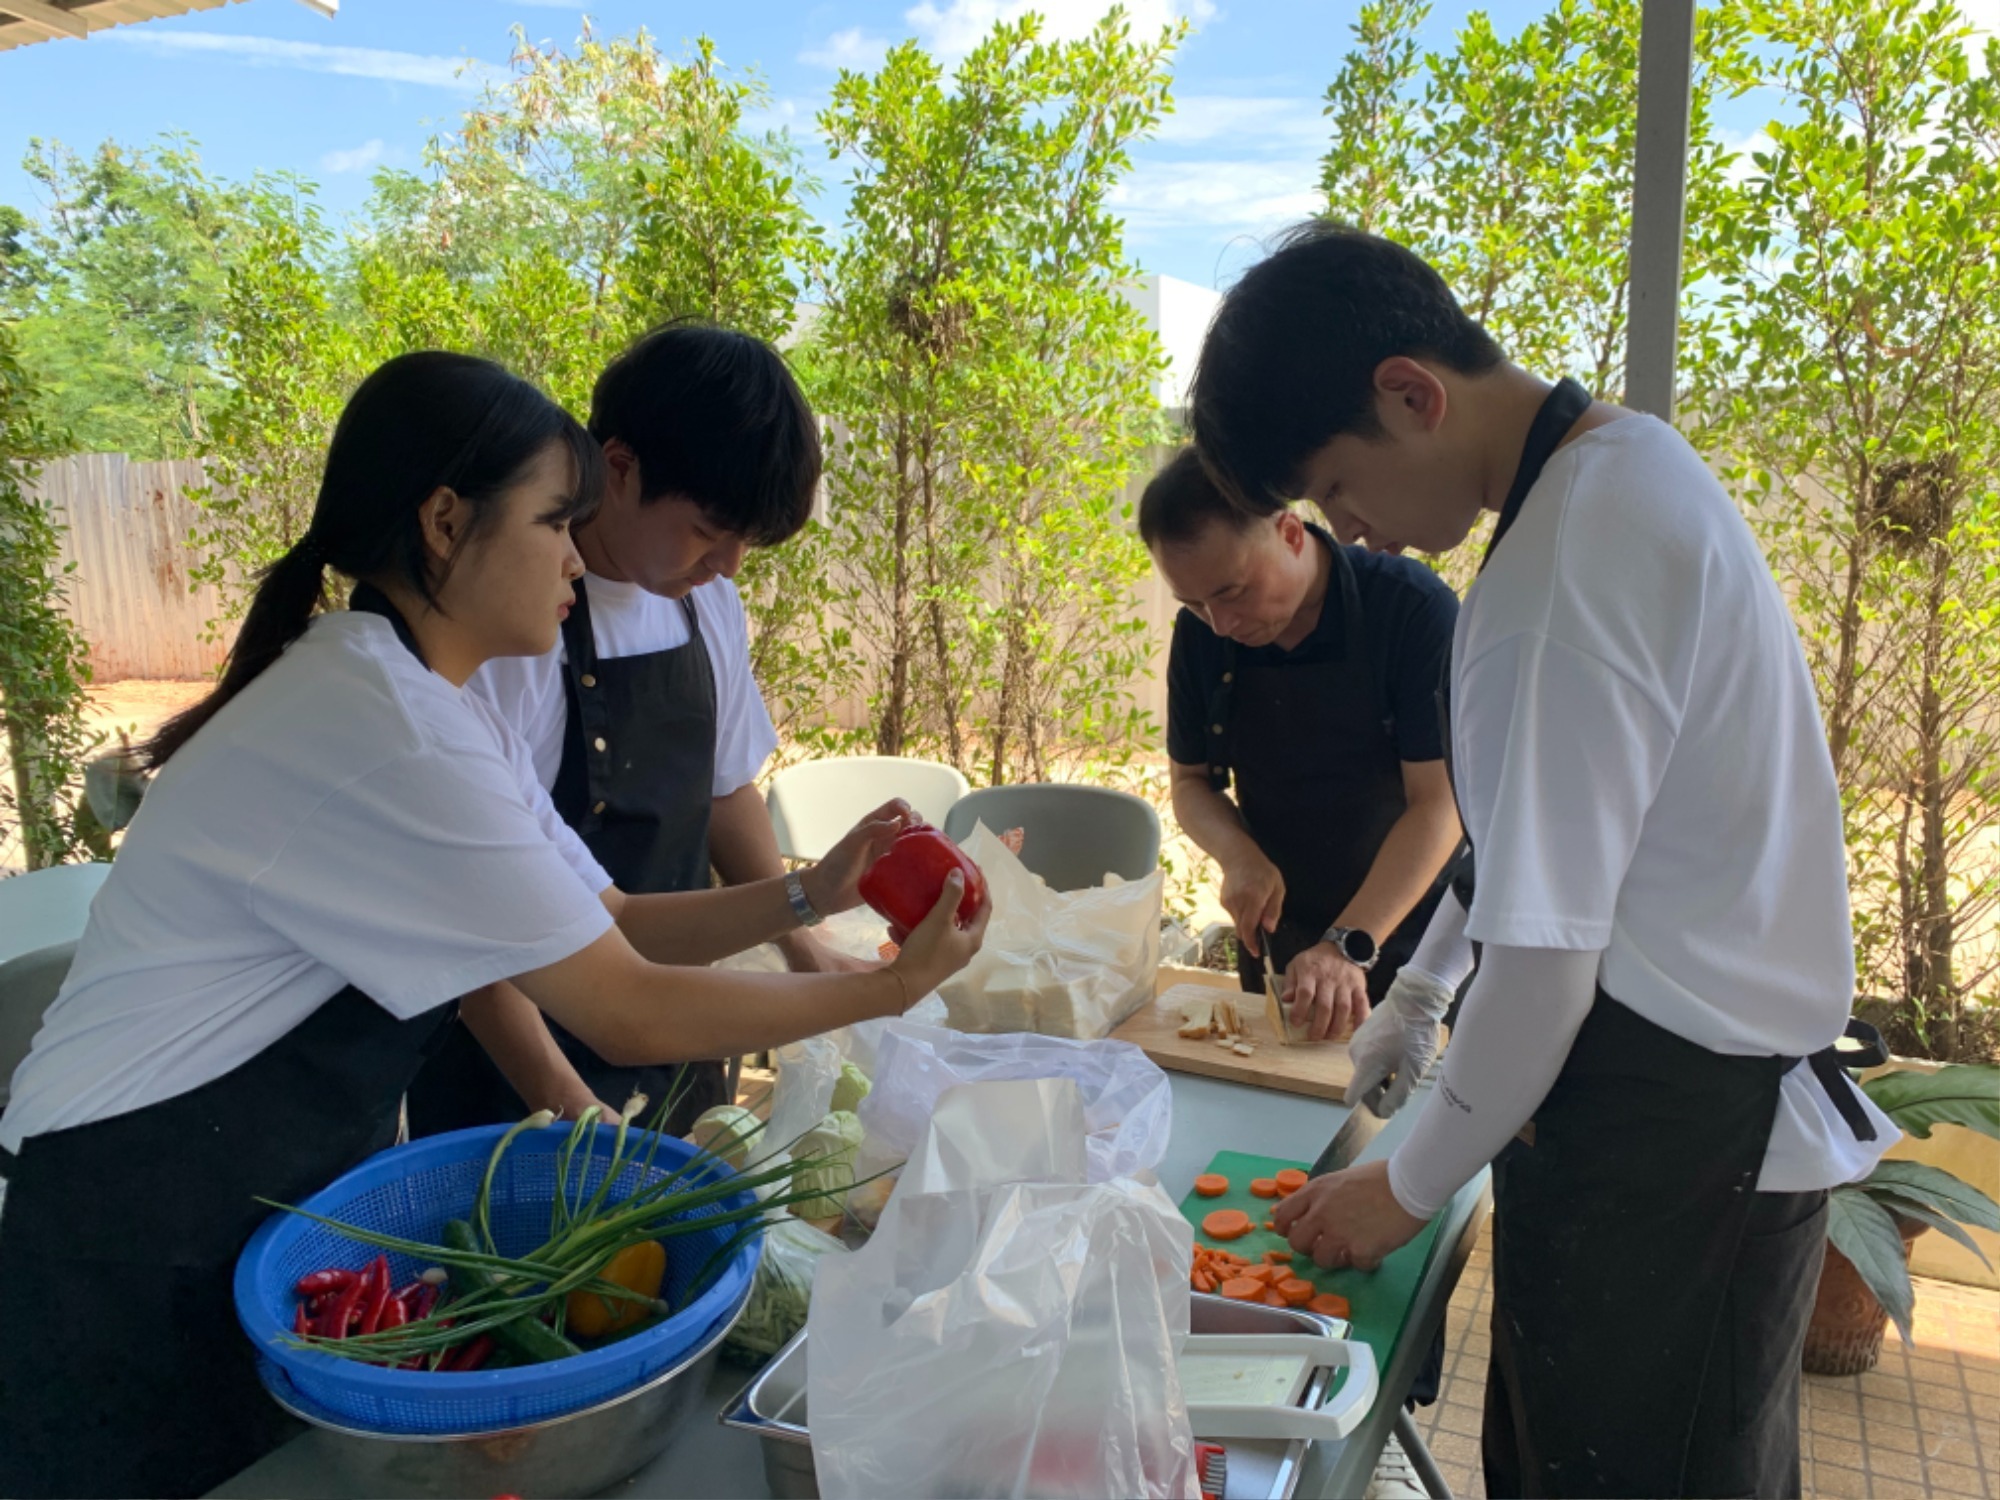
[263,1307,742,1499]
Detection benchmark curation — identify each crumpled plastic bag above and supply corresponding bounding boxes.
[807,1077,1197,1500]
[726,1216,847,1362]
[938,822,1162,1039]
[854,1021,1172,1185]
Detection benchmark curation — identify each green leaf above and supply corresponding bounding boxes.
[1861,1066,2000,1141]
[1862,1159,2000,1231]
[1869,1193,1995,1271]
[1828,1187,1915,1346]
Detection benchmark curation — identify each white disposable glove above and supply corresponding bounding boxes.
[1342,967,1455,1118]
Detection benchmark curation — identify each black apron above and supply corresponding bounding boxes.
[0,590,459,1498]
[1214,542,1445,1002]
[1440,381,1870,1498]
[407,577,728,1139]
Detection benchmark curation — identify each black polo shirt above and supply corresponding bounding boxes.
[1165,525,1460,769]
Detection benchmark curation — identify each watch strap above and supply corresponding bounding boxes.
[784,870,824,929]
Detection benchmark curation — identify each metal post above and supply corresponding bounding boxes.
[1626,0,1698,422]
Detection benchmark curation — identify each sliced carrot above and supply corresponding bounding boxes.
[1263,1289,1290,1306]
[1262,1219,1276,1231]
[1278,1278,1315,1306]
[1309,1293,1351,1318]
[1193,1174,1230,1198]
[1262,1249,1293,1265]
[1218,1277,1264,1301]
[1274,1169,1309,1196]
[1201,1209,1253,1241]
[1192,1270,1216,1293]
[1248,1177,1280,1198]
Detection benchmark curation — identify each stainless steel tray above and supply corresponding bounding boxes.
[717,1293,1345,1499]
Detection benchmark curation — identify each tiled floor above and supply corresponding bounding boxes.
[1410,1222,2000,1499]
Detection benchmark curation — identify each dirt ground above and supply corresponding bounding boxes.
[83,678,210,753]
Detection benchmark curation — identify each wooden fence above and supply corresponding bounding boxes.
[30,454,234,681]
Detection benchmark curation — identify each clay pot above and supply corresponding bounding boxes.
[1802,1213,1927,1376]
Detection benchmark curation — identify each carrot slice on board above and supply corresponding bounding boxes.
[1193,1174,1230,1198]
[1309,1293,1351,1319]
[1262,1289,1290,1306]
[1277,1278,1314,1306]
[1192,1271,1216,1293]
[1248,1178,1280,1198]
[1274,1169,1309,1196]
[1218,1278,1264,1301]
[1263,1249,1293,1265]
[1201,1209,1253,1241]
[1262,1219,1276,1231]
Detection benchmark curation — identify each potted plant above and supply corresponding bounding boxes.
[1803,1062,2000,1375]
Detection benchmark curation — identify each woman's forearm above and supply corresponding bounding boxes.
[515,928,915,1066]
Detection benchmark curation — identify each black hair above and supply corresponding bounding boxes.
[587,320,820,547]
[1138,447,1279,548]
[146,351,602,768]
[1190,220,1504,511]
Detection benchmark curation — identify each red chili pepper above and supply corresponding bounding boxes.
[857,825,985,934]
[391,1280,422,1309]
[292,1303,311,1337]
[413,1284,440,1321]
[319,1272,367,1339]
[445,1334,495,1373]
[294,1267,359,1297]
[307,1292,335,1316]
[358,1255,392,1336]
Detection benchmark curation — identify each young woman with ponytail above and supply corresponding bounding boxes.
[0,352,987,1500]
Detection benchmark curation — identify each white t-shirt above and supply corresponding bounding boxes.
[0,612,615,1156]
[1452,414,1895,1191]
[469,574,778,798]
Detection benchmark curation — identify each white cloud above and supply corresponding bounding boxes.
[320,138,388,174]
[101,31,503,93]
[1109,157,1320,236]
[1963,0,1999,75]
[1154,95,1326,151]
[905,0,1215,59]
[1719,127,1776,186]
[801,26,891,71]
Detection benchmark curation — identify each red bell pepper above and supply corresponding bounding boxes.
[445,1334,495,1373]
[857,825,985,935]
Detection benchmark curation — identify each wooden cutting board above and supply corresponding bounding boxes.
[1112,969,1356,1101]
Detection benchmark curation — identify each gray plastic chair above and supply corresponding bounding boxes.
[942,784,1161,892]
[0,863,110,1109]
[766,755,970,862]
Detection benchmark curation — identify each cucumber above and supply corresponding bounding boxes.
[441,1218,583,1365]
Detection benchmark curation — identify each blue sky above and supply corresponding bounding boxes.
[0,0,1960,290]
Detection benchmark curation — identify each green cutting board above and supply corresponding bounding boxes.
[1178,1149,1447,1396]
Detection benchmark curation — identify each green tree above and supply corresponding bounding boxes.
[1710,0,2000,1057]
[0,319,101,867]
[816,11,1177,779]
[3,135,312,459]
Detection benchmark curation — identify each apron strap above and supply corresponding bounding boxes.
[1799,1017,1889,1142]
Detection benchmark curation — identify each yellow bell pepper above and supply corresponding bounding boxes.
[566,1239,667,1339]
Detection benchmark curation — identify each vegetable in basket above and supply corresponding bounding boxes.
[262,1083,841,1373]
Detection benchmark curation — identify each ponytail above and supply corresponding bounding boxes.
[142,351,600,772]
[143,541,328,769]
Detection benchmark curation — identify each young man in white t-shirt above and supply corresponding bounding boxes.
[408,323,866,1139]
[1188,223,1894,1499]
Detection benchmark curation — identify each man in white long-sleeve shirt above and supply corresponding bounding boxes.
[1188,222,1894,1500]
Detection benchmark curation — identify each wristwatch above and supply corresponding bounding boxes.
[1321,924,1379,972]
[784,870,825,928]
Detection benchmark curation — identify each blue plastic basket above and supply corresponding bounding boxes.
[233,1124,760,1435]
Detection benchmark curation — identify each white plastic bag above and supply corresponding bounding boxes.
[939,822,1162,1039]
[808,1078,1197,1500]
[855,1021,1173,1184]
[726,1217,848,1360]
